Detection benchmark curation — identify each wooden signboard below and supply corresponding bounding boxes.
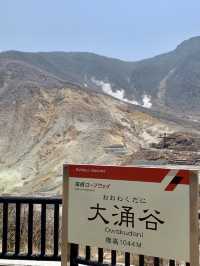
[62,164,199,266]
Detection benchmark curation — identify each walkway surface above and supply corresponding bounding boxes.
[0,260,61,266]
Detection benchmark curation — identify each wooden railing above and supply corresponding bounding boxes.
[0,196,191,265]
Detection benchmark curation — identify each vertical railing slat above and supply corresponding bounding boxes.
[15,202,21,255]
[169,259,175,266]
[154,257,160,266]
[125,252,130,266]
[98,248,103,263]
[2,202,8,255]
[139,255,144,266]
[111,250,116,265]
[70,243,79,266]
[53,203,59,257]
[85,246,91,261]
[28,203,33,256]
[41,203,46,256]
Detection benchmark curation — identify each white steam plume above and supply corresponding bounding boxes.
[91,77,152,108]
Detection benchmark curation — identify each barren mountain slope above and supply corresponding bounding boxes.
[1,81,200,194]
[1,36,200,117]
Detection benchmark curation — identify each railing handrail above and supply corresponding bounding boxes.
[0,196,62,204]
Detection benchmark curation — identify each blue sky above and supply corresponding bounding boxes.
[0,0,200,60]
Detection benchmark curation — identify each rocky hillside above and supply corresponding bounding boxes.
[1,63,200,194]
[1,36,200,118]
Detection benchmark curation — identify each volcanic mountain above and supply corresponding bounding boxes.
[1,37,200,194]
[1,36,200,119]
